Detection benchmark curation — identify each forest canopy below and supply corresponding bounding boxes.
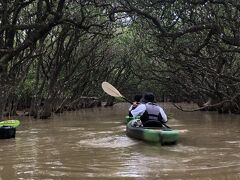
[0,0,240,118]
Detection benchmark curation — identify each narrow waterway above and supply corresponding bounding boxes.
[0,103,239,180]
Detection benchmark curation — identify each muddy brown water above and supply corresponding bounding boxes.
[0,103,240,180]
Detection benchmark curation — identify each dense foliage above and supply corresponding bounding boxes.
[0,0,239,118]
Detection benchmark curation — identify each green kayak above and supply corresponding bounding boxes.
[0,120,20,128]
[0,120,20,139]
[126,119,179,145]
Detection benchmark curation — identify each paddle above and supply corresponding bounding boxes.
[101,82,132,103]
[0,120,20,128]
[101,82,171,129]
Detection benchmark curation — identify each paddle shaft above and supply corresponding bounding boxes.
[122,97,134,104]
[161,122,171,129]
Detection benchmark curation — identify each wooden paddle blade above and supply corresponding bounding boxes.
[101,82,123,97]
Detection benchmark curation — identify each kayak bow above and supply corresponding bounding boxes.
[0,120,20,128]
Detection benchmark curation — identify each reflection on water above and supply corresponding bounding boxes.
[0,103,240,179]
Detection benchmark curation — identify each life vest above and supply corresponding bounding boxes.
[140,102,163,123]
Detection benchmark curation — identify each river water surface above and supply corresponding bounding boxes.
[0,103,240,180]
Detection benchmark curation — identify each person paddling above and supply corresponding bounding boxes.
[129,92,167,127]
[128,94,142,115]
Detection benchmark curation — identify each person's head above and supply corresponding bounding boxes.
[134,94,142,102]
[143,92,155,102]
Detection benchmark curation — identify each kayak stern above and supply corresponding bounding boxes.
[126,119,179,145]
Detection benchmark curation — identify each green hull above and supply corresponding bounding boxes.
[0,120,20,128]
[0,120,20,139]
[125,116,134,124]
[126,119,179,145]
[124,115,140,124]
